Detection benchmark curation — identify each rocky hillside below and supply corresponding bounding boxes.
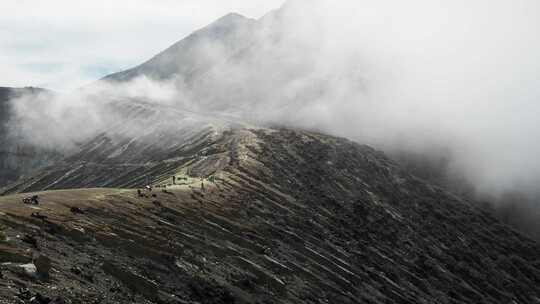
[0,99,247,195]
[1,127,540,303]
[1,3,540,303]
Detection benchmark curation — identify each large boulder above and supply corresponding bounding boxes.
[33,254,52,279]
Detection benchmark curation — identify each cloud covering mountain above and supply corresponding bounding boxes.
[7,0,540,202]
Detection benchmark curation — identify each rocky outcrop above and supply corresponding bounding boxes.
[102,261,159,301]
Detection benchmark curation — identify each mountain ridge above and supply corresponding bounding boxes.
[2,128,540,303]
[1,6,540,303]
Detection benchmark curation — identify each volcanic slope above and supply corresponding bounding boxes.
[1,128,540,303]
[0,99,248,195]
[102,13,258,84]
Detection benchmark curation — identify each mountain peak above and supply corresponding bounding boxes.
[211,12,250,28]
[102,11,256,83]
[219,12,246,21]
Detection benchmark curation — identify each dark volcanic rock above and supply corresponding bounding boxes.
[33,254,52,278]
[0,7,538,302]
[102,261,159,301]
[0,128,540,303]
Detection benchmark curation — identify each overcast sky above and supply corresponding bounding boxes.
[0,0,285,92]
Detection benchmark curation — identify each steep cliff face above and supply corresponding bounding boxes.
[0,88,60,188]
[1,128,540,303]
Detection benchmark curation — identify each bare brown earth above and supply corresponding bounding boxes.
[1,128,540,303]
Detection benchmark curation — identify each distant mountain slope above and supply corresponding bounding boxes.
[102,1,540,244]
[102,13,258,84]
[99,3,323,113]
[1,99,249,194]
[1,128,540,303]
[0,87,60,188]
[0,88,12,137]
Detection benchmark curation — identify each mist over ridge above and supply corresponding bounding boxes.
[8,0,540,200]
